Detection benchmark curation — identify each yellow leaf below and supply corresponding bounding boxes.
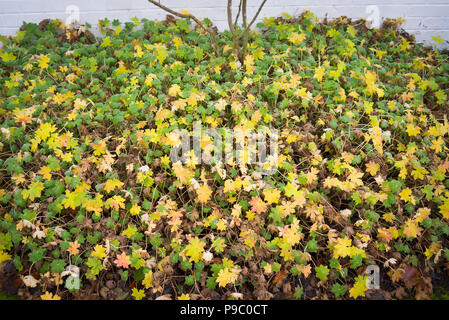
[283,218,303,245]
[168,84,182,97]
[130,204,141,216]
[365,161,380,176]
[284,182,298,197]
[91,244,106,259]
[424,242,441,260]
[36,122,57,142]
[432,35,444,44]
[83,194,103,216]
[216,267,240,287]
[38,55,50,69]
[253,48,264,60]
[333,237,352,259]
[187,92,198,106]
[197,183,212,203]
[103,179,124,193]
[178,293,190,300]
[288,32,306,45]
[185,237,205,262]
[382,212,396,224]
[41,291,61,300]
[439,198,449,220]
[106,195,126,211]
[399,188,412,203]
[297,264,312,278]
[263,188,281,205]
[403,219,422,238]
[121,225,137,239]
[22,181,44,201]
[131,288,145,300]
[145,74,156,87]
[216,219,227,231]
[142,270,153,289]
[430,137,444,153]
[415,207,431,223]
[1,51,16,62]
[349,275,368,299]
[406,123,421,137]
[0,250,12,264]
[173,161,193,184]
[314,66,325,82]
[411,166,428,180]
[173,37,182,48]
[244,54,255,74]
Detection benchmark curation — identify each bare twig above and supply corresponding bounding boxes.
[241,0,248,56]
[242,0,248,30]
[227,0,239,59]
[246,0,267,31]
[147,0,220,55]
[233,0,243,29]
[147,0,268,62]
[241,0,268,58]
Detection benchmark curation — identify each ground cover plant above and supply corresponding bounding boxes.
[0,11,449,300]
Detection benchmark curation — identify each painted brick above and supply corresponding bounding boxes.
[0,0,447,47]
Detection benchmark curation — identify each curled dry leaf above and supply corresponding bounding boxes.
[22,275,39,288]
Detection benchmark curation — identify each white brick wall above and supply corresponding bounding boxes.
[0,0,448,47]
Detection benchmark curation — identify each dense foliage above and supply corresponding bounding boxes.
[0,11,449,300]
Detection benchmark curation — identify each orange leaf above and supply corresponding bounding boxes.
[272,269,287,285]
